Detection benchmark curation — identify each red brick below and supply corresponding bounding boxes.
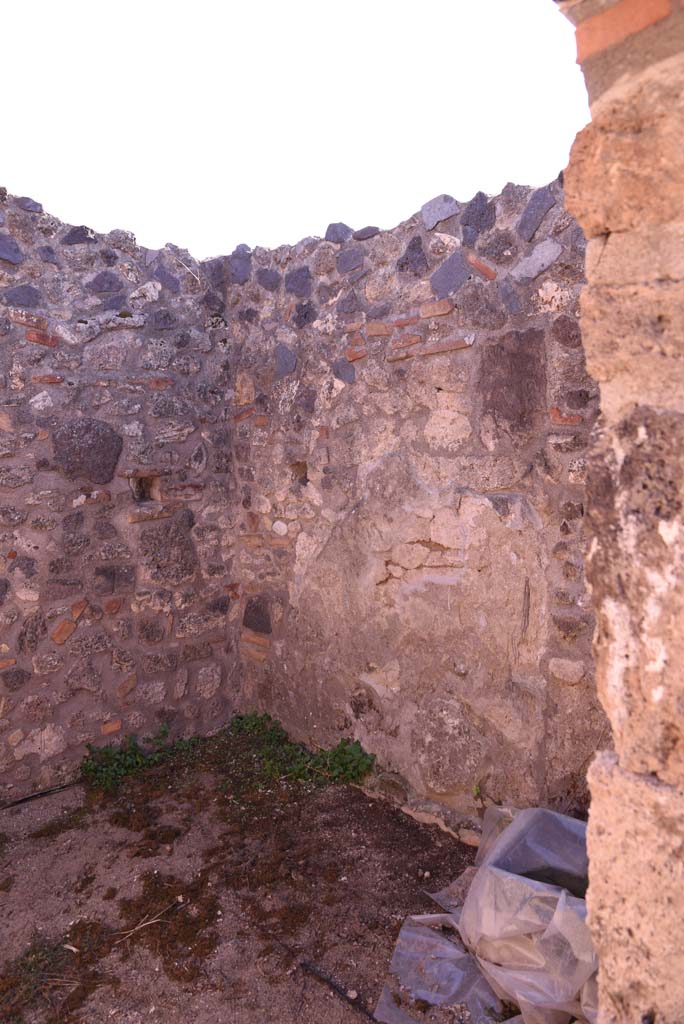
[242,534,264,549]
[386,348,414,363]
[104,598,123,615]
[342,321,364,334]
[420,338,473,357]
[117,674,137,700]
[391,334,422,351]
[233,407,254,423]
[465,253,497,281]
[253,415,269,427]
[9,310,48,330]
[25,329,58,348]
[366,321,392,337]
[51,619,77,645]
[241,629,271,649]
[101,718,122,736]
[387,337,473,364]
[576,0,671,61]
[345,346,368,362]
[128,505,173,524]
[550,406,584,426]
[419,298,453,318]
[0,658,16,671]
[71,599,88,621]
[241,644,269,663]
[31,374,64,384]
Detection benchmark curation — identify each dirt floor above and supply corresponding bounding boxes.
[0,724,477,1024]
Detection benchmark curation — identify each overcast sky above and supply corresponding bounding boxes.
[3,0,588,259]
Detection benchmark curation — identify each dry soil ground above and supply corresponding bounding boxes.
[0,725,476,1024]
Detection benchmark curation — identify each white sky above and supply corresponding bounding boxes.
[3,0,588,259]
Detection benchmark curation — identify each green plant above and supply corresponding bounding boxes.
[230,713,374,785]
[80,723,199,791]
[81,735,160,791]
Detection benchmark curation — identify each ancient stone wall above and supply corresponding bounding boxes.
[559,1,684,1021]
[0,178,604,826]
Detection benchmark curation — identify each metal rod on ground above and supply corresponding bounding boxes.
[274,939,378,1021]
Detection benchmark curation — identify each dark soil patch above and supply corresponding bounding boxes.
[29,809,88,841]
[0,721,477,1023]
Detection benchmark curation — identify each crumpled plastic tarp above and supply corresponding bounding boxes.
[375,807,598,1024]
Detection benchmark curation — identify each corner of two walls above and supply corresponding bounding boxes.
[0,180,604,825]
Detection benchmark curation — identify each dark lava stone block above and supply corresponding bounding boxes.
[243,595,272,634]
[52,418,124,484]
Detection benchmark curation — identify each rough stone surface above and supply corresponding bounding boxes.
[52,419,124,484]
[421,194,459,230]
[430,250,469,298]
[562,29,684,1024]
[588,753,684,1024]
[4,283,42,307]
[516,186,556,242]
[0,180,601,822]
[0,232,24,265]
[325,223,353,243]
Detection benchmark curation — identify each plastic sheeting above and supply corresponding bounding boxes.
[375,808,598,1024]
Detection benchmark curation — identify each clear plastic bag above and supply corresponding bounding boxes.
[376,808,598,1024]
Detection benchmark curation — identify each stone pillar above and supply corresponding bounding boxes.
[559,1,684,1021]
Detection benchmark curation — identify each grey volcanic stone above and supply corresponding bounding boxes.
[337,291,359,314]
[430,250,469,298]
[18,611,47,654]
[421,194,458,230]
[551,314,582,349]
[37,245,59,265]
[52,418,124,484]
[149,308,177,331]
[293,301,317,328]
[16,196,42,213]
[153,265,180,293]
[325,223,353,243]
[100,247,119,266]
[87,270,123,294]
[510,240,563,281]
[243,595,272,634]
[2,667,31,692]
[517,186,555,242]
[500,278,522,314]
[62,225,96,245]
[4,284,42,307]
[397,236,428,276]
[336,246,364,274]
[275,343,297,379]
[461,191,496,246]
[229,249,252,285]
[256,267,281,292]
[353,226,380,241]
[332,358,355,383]
[0,232,24,265]
[0,578,10,606]
[285,266,313,298]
